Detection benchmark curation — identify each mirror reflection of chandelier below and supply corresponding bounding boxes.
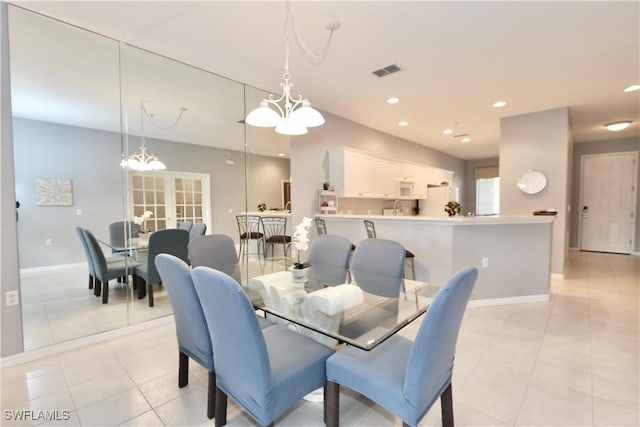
[121,101,187,171]
[245,1,339,136]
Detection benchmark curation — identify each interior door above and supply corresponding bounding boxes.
[580,152,637,254]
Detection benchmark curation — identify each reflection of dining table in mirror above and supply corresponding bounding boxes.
[246,267,440,350]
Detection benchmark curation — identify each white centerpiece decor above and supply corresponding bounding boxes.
[290,216,313,282]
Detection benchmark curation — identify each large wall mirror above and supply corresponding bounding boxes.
[9,5,291,352]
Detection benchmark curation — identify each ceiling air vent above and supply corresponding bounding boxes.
[372,64,402,78]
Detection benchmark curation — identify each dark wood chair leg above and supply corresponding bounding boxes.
[441,382,454,427]
[326,380,340,427]
[88,275,94,289]
[207,370,216,419]
[178,351,188,388]
[94,280,101,297]
[102,280,109,304]
[215,386,228,427]
[147,283,154,307]
[136,276,146,299]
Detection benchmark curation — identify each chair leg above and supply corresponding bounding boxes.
[215,385,228,427]
[94,279,101,297]
[147,283,154,307]
[207,370,216,419]
[136,276,146,299]
[326,380,340,427]
[102,280,109,304]
[441,383,454,427]
[178,351,188,388]
[88,275,94,289]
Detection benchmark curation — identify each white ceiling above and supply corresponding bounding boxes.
[10,1,640,160]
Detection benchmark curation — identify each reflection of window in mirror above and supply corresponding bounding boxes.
[283,180,291,211]
[476,177,500,215]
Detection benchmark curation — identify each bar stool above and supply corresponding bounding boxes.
[363,219,416,280]
[236,215,264,262]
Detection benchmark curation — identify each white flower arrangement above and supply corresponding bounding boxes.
[291,217,313,269]
[133,210,154,233]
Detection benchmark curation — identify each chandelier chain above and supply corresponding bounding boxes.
[141,101,187,131]
[287,1,338,66]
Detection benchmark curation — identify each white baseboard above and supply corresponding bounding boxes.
[468,294,549,307]
[569,246,579,251]
[551,273,565,280]
[20,262,85,277]
[1,316,174,368]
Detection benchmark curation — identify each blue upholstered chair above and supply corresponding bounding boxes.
[76,227,129,291]
[179,221,193,232]
[364,219,415,280]
[191,266,335,427]
[350,238,406,298]
[82,228,140,304]
[154,253,215,419]
[134,228,189,307]
[308,234,353,286]
[188,234,241,283]
[189,222,207,241]
[325,267,478,427]
[108,221,141,254]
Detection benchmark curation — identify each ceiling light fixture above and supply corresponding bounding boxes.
[399,121,409,127]
[623,85,640,92]
[605,121,632,131]
[121,101,186,171]
[387,97,400,104]
[493,100,507,108]
[443,129,453,135]
[461,137,471,143]
[245,1,339,136]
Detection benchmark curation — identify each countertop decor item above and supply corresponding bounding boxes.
[133,210,154,233]
[444,201,461,217]
[257,203,267,212]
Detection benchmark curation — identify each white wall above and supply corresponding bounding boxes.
[500,107,571,275]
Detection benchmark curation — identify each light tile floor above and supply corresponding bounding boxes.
[2,251,638,426]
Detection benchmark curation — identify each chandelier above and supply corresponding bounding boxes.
[245,1,339,136]
[121,101,186,171]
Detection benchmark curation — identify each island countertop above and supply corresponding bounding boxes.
[317,213,554,225]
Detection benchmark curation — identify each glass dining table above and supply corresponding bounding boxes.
[236,265,441,351]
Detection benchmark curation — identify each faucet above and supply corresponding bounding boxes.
[393,199,399,215]
[285,201,292,212]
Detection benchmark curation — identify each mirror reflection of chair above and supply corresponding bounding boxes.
[262,216,291,259]
[191,266,335,427]
[189,234,241,283]
[326,267,478,427]
[178,221,193,232]
[236,215,264,262]
[308,235,353,286]
[82,228,141,304]
[364,219,415,280]
[108,221,141,254]
[134,228,189,307]
[189,222,207,241]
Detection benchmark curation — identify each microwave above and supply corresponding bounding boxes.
[397,178,414,198]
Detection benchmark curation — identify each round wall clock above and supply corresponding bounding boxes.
[517,170,547,195]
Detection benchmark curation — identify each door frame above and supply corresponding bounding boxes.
[578,151,638,253]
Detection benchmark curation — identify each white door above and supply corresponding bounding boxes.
[580,152,637,254]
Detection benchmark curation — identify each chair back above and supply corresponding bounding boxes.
[189,223,207,240]
[403,267,477,411]
[76,227,95,275]
[155,254,214,370]
[178,221,193,232]
[236,215,263,239]
[314,217,327,235]
[364,219,377,239]
[83,229,108,280]
[262,216,287,240]
[350,238,404,297]
[189,234,241,282]
[145,229,189,285]
[309,234,352,285]
[109,221,141,252]
[191,267,272,413]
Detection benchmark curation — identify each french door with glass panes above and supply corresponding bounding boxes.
[130,171,211,231]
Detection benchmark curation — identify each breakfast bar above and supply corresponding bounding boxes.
[317,214,554,304]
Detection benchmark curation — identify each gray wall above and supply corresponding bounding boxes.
[570,137,640,252]
[13,117,290,269]
[1,2,24,357]
[500,108,571,275]
[290,111,466,229]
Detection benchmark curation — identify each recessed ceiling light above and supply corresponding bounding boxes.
[387,97,400,104]
[605,121,631,131]
[623,85,640,92]
[278,153,285,157]
[399,121,409,127]
[443,129,453,135]
[461,137,471,143]
[493,101,507,108]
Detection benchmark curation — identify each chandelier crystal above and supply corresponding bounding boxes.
[245,1,338,135]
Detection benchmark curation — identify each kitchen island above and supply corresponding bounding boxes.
[317,214,554,304]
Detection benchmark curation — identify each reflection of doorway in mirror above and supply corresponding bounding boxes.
[282,180,291,211]
[131,171,211,230]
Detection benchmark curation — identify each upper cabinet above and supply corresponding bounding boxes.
[328,148,453,199]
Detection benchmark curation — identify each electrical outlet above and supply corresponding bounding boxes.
[482,257,489,268]
[6,290,19,306]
